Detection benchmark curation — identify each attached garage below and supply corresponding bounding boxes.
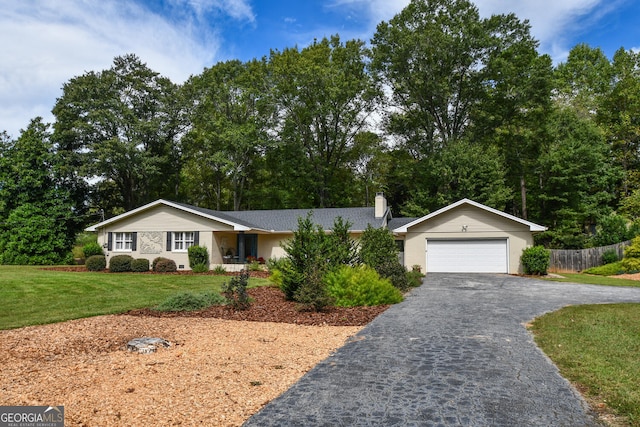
[392,199,547,274]
[426,239,508,273]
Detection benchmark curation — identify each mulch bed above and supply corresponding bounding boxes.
[126,286,390,327]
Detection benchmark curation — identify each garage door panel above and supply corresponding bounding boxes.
[427,239,508,273]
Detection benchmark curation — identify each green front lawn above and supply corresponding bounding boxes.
[533,272,640,425]
[530,304,640,425]
[0,266,269,330]
[546,272,640,288]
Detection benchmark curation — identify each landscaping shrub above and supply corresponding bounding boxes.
[358,224,412,290]
[222,270,251,310]
[154,258,177,273]
[280,214,327,300]
[188,245,209,272]
[406,269,425,288]
[152,257,168,271]
[294,265,334,311]
[621,237,640,272]
[583,262,625,276]
[248,261,263,271]
[325,265,403,307]
[602,249,620,265]
[213,265,227,275]
[85,255,106,271]
[131,258,150,272]
[521,246,550,275]
[376,258,410,291]
[109,254,133,272]
[359,224,398,268]
[82,242,104,258]
[155,291,225,312]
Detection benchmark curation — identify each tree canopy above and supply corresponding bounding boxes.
[1,0,639,262]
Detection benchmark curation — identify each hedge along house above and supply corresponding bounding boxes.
[85,195,546,273]
[84,194,392,271]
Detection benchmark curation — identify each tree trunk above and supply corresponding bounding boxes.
[520,175,528,220]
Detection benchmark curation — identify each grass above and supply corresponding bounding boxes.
[0,266,269,330]
[530,304,640,425]
[546,272,640,288]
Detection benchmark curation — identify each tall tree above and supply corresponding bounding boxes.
[182,59,272,210]
[268,35,380,208]
[473,14,553,219]
[532,108,620,247]
[371,0,487,151]
[554,43,612,119]
[597,48,640,197]
[0,118,84,264]
[52,54,184,215]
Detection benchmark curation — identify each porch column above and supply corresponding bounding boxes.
[238,231,245,263]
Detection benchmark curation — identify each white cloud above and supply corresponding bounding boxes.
[0,0,253,138]
[331,0,616,63]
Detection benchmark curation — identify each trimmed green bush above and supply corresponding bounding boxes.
[325,265,403,307]
[584,262,625,276]
[85,255,106,271]
[624,236,640,259]
[82,242,104,258]
[406,269,425,288]
[602,249,620,265]
[621,257,640,273]
[188,245,209,272]
[131,258,150,272]
[152,257,165,271]
[109,254,133,272]
[155,258,177,273]
[222,270,251,310]
[155,291,225,312]
[521,246,550,275]
[375,259,410,291]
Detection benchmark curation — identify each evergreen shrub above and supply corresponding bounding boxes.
[601,249,619,265]
[131,258,150,272]
[154,258,177,273]
[521,246,550,275]
[188,245,209,272]
[82,242,104,258]
[222,270,251,310]
[85,255,106,271]
[325,265,403,307]
[109,254,133,272]
[584,262,625,276]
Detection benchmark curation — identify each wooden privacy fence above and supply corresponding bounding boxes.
[548,241,631,273]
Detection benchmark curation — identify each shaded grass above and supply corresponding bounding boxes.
[546,272,640,288]
[530,304,640,425]
[0,266,269,330]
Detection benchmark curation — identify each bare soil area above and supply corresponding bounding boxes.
[0,287,388,426]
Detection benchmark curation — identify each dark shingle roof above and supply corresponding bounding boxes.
[388,217,417,231]
[175,202,387,232]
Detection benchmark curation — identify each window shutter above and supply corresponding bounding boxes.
[107,232,113,251]
[166,232,172,251]
[131,232,137,251]
[194,231,199,246]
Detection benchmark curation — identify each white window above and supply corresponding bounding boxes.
[173,232,195,251]
[114,232,133,251]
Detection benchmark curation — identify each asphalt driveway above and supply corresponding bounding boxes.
[244,274,640,426]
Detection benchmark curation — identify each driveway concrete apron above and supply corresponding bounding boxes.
[244,274,640,426]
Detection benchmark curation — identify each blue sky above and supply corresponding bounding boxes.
[1,0,639,139]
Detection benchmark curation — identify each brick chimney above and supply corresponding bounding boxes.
[374,192,387,219]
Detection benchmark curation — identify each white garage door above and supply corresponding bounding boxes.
[427,239,508,273]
